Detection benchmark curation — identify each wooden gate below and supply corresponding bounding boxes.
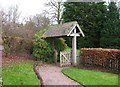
[60,51,71,67]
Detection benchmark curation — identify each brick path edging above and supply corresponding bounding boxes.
[33,62,45,87]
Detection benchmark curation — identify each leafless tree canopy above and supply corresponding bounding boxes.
[0,5,50,55]
[0,5,50,39]
[44,0,64,24]
[32,14,50,28]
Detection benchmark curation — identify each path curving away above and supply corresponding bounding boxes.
[36,64,82,86]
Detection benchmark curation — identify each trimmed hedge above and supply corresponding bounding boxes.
[80,48,120,73]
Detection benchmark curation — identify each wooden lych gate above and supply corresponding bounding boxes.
[42,21,85,66]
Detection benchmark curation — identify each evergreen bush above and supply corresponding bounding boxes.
[32,33,54,63]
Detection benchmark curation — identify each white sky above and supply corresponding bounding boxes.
[0,0,119,21]
[0,0,48,18]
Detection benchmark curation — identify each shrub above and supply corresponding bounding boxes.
[32,34,54,63]
[2,36,33,56]
[32,28,68,63]
[2,36,11,56]
[53,38,68,52]
[46,37,68,62]
[80,48,120,73]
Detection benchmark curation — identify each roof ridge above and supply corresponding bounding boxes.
[42,21,84,38]
[50,21,78,27]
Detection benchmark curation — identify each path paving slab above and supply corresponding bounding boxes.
[37,64,82,86]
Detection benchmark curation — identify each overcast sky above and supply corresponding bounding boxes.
[0,0,49,18]
[0,0,119,20]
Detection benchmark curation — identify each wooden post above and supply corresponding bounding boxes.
[72,28,77,66]
[52,38,58,65]
[54,48,58,65]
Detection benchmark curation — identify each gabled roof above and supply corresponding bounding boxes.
[42,21,84,38]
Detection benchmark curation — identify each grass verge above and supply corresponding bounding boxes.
[2,60,40,85]
[62,67,118,86]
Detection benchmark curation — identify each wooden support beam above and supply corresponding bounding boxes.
[69,33,80,36]
[72,28,77,66]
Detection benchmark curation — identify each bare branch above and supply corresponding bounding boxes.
[44,0,64,24]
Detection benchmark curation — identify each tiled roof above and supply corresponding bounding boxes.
[42,21,78,38]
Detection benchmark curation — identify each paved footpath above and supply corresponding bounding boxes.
[37,64,82,86]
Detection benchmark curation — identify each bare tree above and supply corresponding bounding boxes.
[20,14,50,39]
[32,14,50,28]
[0,8,8,41]
[24,14,50,30]
[0,9,8,28]
[7,5,21,24]
[0,9,4,44]
[12,5,20,24]
[43,0,64,65]
[0,10,3,29]
[44,0,64,24]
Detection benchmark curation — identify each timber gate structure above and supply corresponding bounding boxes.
[42,21,85,66]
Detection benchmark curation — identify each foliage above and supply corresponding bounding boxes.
[2,60,40,85]
[2,36,33,56]
[1,6,50,55]
[46,37,68,62]
[2,36,11,56]
[62,67,118,86]
[62,2,120,49]
[0,28,2,45]
[64,47,80,54]
[80,48,120,73]
[52,38,68,52]
[63,37,72,48]
[100,2,120,49]
[32,33,54,63]
[62,2,107,48]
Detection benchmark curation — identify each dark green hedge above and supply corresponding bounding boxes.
[32,34,54,63]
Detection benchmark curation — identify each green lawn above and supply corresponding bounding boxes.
[0,68,2,86]
[2,60,40,85]
[64,47,80,53]
[62,67,118,86]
